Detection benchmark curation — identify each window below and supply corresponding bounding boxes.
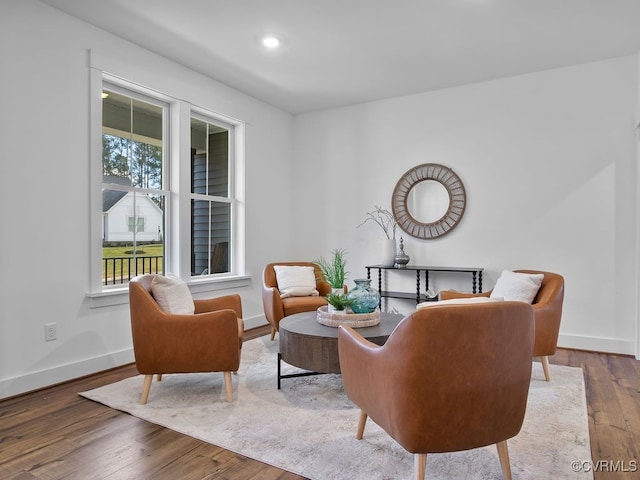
[101,87,167,286]
[127,216,145,233]
[91,72,244,295]
[190,115,232,275]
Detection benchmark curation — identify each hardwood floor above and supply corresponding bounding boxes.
[1,326,639,479]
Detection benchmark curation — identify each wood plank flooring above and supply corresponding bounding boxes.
[1,326,639,479]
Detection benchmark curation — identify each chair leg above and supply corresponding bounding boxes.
[496,441,512,480]
[141,374,153,405]
[541,356,551,381]
[270,325,277,341]
[157,374,162,381]
[356,410,368,439]
[414,454,427,480]
[224,371,234,402]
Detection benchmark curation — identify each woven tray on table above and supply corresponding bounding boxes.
[316,306,380,328]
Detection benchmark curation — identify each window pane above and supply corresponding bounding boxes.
[191,199,230,275]
[103,90,163,190]
[191,118,229,197]
[101,190,165,284]
[101,87,166,287]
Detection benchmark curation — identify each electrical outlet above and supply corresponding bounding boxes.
[45,323,57,342]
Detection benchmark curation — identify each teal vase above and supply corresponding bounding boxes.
[347,279,380,314]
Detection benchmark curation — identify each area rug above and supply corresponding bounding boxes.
[80,336,593,480]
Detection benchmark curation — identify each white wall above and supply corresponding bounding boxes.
[0,0,294,398]
[293,55,639,355]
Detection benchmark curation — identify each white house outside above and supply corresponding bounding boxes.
[103,190,163,243]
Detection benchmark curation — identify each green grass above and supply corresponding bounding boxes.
[102,245,164,258]
[102,244,164,284]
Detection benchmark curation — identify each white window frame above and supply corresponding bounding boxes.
[88,69,247,307]
[188,109,235,278]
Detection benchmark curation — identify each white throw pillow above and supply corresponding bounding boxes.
[416,296,503,310]
[490,270,544,303]
[151,274,195,314]
[274,265,319,298]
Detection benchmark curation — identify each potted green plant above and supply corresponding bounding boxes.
[325,291,354,312]
[313,248,349,291]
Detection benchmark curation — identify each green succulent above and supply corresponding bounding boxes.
[325,292,354,311]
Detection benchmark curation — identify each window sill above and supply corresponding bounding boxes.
[86,274,252,309]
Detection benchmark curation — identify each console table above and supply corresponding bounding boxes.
[366,265,484,305]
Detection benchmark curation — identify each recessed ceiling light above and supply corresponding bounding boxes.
[262,36,280,48]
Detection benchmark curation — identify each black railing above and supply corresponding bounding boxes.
[102,256,164,285]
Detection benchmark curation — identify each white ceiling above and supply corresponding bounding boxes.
[40,0,640,114]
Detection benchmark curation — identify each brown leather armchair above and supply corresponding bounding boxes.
[129,275,244,404]
[440,269,564,381]
[338,301,535,480]
[262,262,332,340]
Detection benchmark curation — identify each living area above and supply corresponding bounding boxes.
[2,1,640,479]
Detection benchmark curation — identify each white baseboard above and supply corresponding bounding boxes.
[1,314,269,400]
[3,325,631,400]
[0,348,135,400]
[558,333,636,356]
[244,314,268,330]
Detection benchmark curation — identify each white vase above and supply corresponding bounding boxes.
[380,238,397,266]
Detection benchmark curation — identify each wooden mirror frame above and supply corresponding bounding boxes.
[391,163,466,239]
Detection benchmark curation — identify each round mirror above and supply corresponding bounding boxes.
[392,163,466,239]
[407,180,449,223]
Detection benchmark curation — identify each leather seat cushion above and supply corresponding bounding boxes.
[282,296,328,316]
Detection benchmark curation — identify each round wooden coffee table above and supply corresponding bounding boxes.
[277,310,404,388]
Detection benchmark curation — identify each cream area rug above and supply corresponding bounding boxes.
[80,336,593,480]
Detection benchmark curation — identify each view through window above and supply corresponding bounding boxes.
[190,115,232,276]
[97,78,238,289]
[101,87,166,285]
